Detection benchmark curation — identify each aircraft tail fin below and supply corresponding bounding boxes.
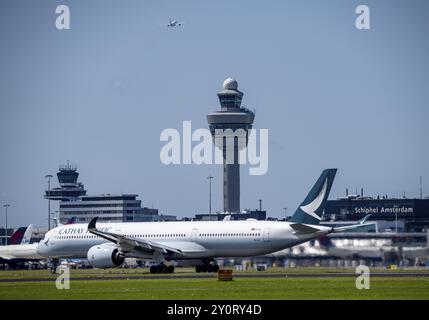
[290,168,337,225]
[53,216,76,228]
[21,224,33,244]
[9,227,27,245]
[65,217,76,225]
[7,224,33,245]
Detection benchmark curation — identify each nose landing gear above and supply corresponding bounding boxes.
[49,258,60,274]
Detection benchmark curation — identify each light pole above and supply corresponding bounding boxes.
[207,175,213,219]
[3,204,10,245]
[45,174,53,231]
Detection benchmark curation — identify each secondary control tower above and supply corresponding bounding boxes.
[44,161,87,201]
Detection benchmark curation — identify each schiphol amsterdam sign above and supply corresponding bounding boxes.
[354,206,414,215]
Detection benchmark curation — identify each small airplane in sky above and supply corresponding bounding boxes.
[166,18,183,27]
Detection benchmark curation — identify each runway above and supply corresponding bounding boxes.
[1,272,428,283]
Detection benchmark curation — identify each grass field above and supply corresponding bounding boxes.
[1,266,428,279]
[0,268,428,299]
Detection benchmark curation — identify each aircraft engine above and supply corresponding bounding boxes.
[87,243,125,268]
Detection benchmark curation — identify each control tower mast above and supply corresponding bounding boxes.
[207,78,255,213]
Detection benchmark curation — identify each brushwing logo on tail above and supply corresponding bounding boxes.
[300,178,328,221]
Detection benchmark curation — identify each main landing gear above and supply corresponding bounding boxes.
[149,263,174,274]
[195,260,219,273]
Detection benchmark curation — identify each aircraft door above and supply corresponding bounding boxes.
[191,228,198,241]
[263,228,271,242]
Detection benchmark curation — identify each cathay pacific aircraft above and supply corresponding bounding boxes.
[36,169,371,273]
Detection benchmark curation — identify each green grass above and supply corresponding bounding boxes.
[1,268,428,299]
[0,266,427,280]
[1,277,429,300]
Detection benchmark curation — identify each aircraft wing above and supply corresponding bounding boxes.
[332,214,372,233]
[291,215,372,234]
[290,223,322,234]
[0,255,17,260]
[88,217,187,257]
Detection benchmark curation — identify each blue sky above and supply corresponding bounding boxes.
[0,0,428,227]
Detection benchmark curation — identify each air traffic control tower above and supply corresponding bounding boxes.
[45,162,87,201]
[207,78,255,213]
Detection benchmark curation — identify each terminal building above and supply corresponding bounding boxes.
[59,194,175,224]
[45,162,176,224]
[322,192,429,233]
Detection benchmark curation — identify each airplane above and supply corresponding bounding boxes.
[166,18,183,27]
[35,168,372,274]
[0,225,44,267]
[402,246,429,265]
[267,233,382,260]
[0,217,77,269]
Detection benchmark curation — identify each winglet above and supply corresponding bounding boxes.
[359,214,371,225]
[88,217,98,231]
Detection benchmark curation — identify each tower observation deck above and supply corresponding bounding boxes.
[207,78,255,213]
[44,162,87,201]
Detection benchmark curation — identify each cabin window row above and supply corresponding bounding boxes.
[57,234,186,239]
[199,233,261,237]
[56,233,261,240]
